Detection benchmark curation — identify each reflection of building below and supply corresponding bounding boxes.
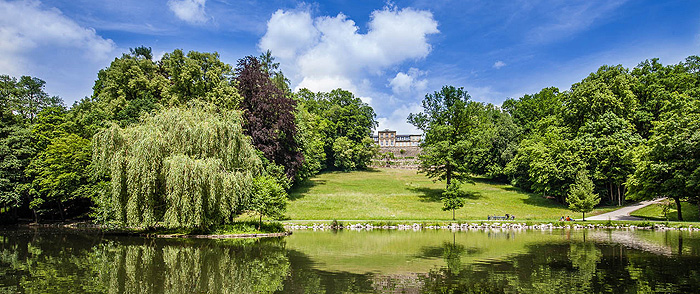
[371,129,422,147]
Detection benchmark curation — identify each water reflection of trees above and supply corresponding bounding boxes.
[0,231,290,293]
[2,230,700,293]
[419,238,700,294]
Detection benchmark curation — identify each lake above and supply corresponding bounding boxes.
[1,227,699,293]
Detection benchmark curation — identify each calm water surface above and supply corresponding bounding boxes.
[1,227,699,293]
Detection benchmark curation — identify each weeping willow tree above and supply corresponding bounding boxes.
[93,103,262,228]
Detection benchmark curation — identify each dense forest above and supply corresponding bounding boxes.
[0,47,377,227]
[409,57,700,220]
[1,47,699,225]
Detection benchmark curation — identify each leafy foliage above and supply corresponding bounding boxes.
[295,88,377,171]
[567,171,601,220]
[235,56,303,179]
[294,101,327,181]
[441,182,466,220]
[0,110,35,211]
[408,86,484,187]
[91,47,241,127]
[627,96,700,220]
[93,104,262,228]
[0,75,62,123]
[248,175,287,228]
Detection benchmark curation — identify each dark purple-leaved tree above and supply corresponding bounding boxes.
[235,56,303,180]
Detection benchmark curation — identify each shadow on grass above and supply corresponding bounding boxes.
[472,177,509,186]
[322,167,382,173]
[289,179,328,201]
[410,186,483,202]
[520,191,565,209]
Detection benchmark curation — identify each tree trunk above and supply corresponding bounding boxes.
[258,215,262,230]
[617,185,622,206]
[58,202,65,221]
[582,212,585,221]
[33,209,39,224]
[446,164,452,188]
[674,197,683,221]
[609,183,614,204]
[452,209,455,221]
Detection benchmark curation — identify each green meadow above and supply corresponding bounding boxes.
[631,202,700,221]
[286,168,617,221]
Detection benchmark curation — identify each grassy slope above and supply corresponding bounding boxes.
[287,168,616,221]
[631,202,700,221]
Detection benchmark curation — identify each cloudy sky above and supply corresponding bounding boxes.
[2,0,699,133]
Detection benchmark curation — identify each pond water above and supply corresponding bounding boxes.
[1,227,699,293]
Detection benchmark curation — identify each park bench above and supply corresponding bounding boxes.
[488,215,515,221]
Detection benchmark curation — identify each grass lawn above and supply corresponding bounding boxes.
[631,201,700,221]
[286,168,617,221]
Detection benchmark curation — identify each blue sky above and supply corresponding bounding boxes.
[1,0,699,133]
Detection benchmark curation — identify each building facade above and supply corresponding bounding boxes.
[372,129,421,147]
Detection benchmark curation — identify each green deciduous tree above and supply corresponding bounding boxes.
[628,95,700,221]
[92,48,241,127]
[577,111,640,206]
[248,175,287,229]
[92,47,166,126]
[567,171,600,221]
[332,136,356,171]
[502,87,561,136]
[160,49,240,109]
[409,86,484,188]
[442,182,466,220]
[470,104,520,180]
[93,103,262,228]
[294,101,326,181]
[295,88,377,171]
[564,65,638,131]
[10,76,62,124]
[0,110,35,215]
[25,134,93,221]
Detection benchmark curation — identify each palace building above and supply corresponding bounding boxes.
[371,129,422,147]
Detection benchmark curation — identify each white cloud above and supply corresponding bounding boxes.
[389,68,427,94]
[258,9,319,60]
[493,60,506,69]
[167,0,207,24]
[0,0,116,75]
[258,6,439,95]
[376,103,423,134]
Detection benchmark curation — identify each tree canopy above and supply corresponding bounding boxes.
[235,56,303,180]
[408,86,485,187]
[93,104,262,228]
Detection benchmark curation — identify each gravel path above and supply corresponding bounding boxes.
[587,199,664,221]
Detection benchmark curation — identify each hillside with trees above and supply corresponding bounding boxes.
[0,47,378,227]
[410,57,700,220]
[1,48,699,224]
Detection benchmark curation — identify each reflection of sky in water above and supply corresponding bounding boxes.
[0,228,698,293]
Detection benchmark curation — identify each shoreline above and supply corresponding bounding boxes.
[5,220,700,235]
[155,231,292,239]
[3,222,292,239]
[284,220,700,231]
